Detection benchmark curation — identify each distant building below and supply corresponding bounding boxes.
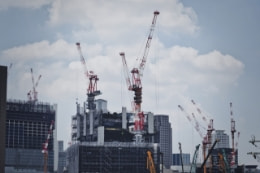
[172,153,190,165]
[57,141,66,173]
[0,66,7,173]
[5,100,57,173]
[212,130,229,148]
[154,115,172,169]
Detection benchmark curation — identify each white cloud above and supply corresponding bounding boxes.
[1,39,77,62]
[146,45,244,94]
[47,0,199,44]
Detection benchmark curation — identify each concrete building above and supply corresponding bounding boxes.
[172,153,190,165]
[5,100,57,173]
[212,130,230,148]
[0,66,7,173]
[154,115,172,169]
[57,141,66,173]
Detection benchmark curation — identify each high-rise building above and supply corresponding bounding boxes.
[5,100,57,173]
[212,130,229,148]
[57,141,66,173]
[0,66,7,173]
[172,153,190,165]
[154,115,172,169]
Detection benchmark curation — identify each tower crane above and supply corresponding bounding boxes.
[229,102,238,167]
[190,100,215,173]
[76,42,101,108]
[178,104,215,173]
[27,68,42,103]
[76,42,101,140]
[42,120,54,173]
[249,135,260,147]
[178,105,208,173]
[247,152,260,162]
[120,11,159,142]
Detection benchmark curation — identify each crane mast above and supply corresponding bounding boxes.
[229,102,236,167]
[120,11,159,142]
[42,120,54,173]
[27,68,42,103]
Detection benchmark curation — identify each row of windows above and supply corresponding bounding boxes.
[5,120,53,149]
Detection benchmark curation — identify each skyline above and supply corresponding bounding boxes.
[1,0,260,166]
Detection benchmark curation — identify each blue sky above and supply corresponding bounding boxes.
[1,0,260,166]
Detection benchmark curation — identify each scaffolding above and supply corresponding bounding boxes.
[66,142,160,173]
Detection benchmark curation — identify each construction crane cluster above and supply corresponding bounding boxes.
[178,101,243,172]
[178,101,215,173]
[120,11,159,143]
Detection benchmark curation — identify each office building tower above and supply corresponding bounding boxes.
[5,100,57,173]
[0,66,7,173]
[212,130,230,148]
[57,141,66,173]
[154,115,172,169]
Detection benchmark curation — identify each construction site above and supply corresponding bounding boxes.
[1,8,260,173]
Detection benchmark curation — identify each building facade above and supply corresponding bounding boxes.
[0,66,7,173]
[68,98,160,173]
[154,115,172,169]
[212,130,230,148]
[5,100,57,173]
[66,142,160,173]
[57,141,66,173]
[172,153,190,165]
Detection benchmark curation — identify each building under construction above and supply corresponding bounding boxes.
[5,99,57,173]
[66,142,160,173]
[67,99,160,173]
[67,11,162,172]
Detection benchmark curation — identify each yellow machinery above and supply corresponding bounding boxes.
[147,150,156,173]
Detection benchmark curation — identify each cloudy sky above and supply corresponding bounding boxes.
[1,0,260,166]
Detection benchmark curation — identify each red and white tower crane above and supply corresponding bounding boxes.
[76,42,101,110]
[27,68,42,103]
[42,120,54,173]
[120,11,159,142]
[76,42,101,140]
